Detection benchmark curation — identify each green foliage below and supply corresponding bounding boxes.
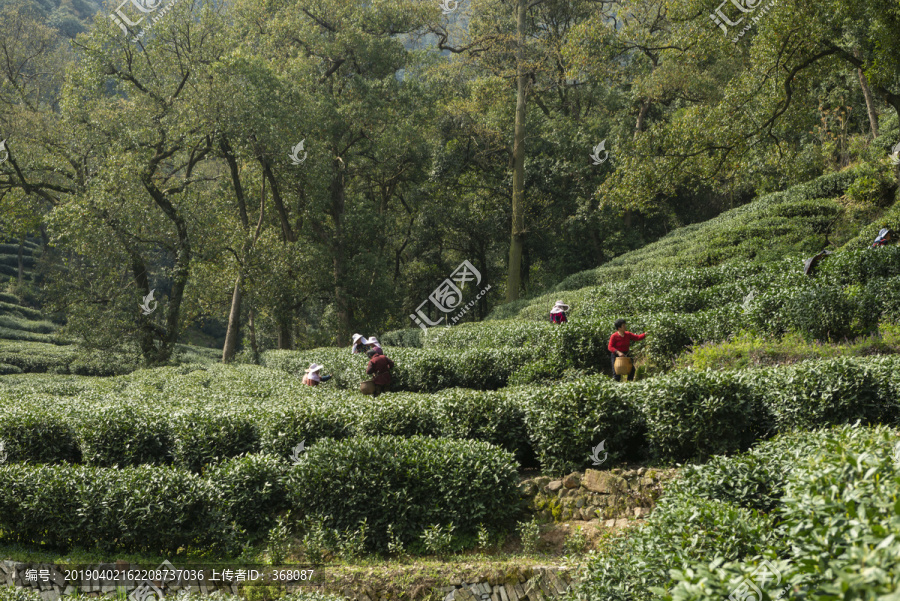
[420,522,454,555]
[0,464,238,553]
[761,357,894,432]
[632,370,771,462]
[284,435,521,553]
[0,408,81,463]
[657,425,900,600]
[563,525,588,555]
[265,512,291,565]
[77,407,170,467]
[207,454,289,536]
[171,412,260,472]
[524,377,645,474]
[516,518,541,555]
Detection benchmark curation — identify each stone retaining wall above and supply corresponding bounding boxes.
[520,467,677,523]
[436,567,575,601]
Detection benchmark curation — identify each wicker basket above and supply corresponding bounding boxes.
[614,356,633,376]
[360,380,376,395]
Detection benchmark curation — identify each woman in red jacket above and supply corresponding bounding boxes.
[608,318,646,381]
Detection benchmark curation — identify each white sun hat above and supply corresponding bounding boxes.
[306,363,324,373]
[368,336,381,346]
[351,333,368,345]
[551,300,570,313]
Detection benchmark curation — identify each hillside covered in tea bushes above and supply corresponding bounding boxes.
[2,163,900,596]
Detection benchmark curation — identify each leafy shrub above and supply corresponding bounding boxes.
[632,370,771,462]
[258,402,354,459]
[207,454,290,535]
[284,435,521,553]
[661,424,900,600]
[379,328,423,348]
[77,407,171,466]
[0,464,237,553]
[432,388,534,467]
[573,493,776,601]
[780,285,877,341]
[760,357,891,432]
[524,377,645,474]
[171,411,261,472]
[0,362,22,375]
[0,409,81,463]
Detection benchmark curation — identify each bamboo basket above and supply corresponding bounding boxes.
[360,380,376,395]
[614,356,633,377]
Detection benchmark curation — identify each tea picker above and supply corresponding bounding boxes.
[871,227,895,248]
[366,336,384,356]
[608,318,646,382]
[361,347,394,397]
[351,333,369,354]
[302,363,332,386]
[550,300,569,324]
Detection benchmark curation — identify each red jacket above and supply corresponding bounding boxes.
[608,331,645,354]
[366,354,395,386]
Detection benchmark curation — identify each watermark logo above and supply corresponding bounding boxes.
[589,440,607,466]
[410,260,491,330]
[0,139,8,164]
[710,0,778,43]
[289,140,308,165]
[109,0,185,43]
[742,290,755,313]
[438,0,458,14]
[890,141,900,166]
[139,289,158,315]
[128,560,177,601]
[728,559,789,601]
[0,440,7,463]
[590,140,608,165]
[290,440,306,465]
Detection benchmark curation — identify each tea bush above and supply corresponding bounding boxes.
[2,356,900,471]
[631,370,772,462]
[284,435,521,553]
[524,377,645,474]
[206,453,290,535]
[760,357,896,432]
[657,425,900,600]
[0,463,237,553]
[574,424,900,600]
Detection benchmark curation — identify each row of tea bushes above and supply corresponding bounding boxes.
[573,424,900,600]
[0,436,520,555]
[261,346,536,392]
[0,383,537,468]
[2,357,899,473]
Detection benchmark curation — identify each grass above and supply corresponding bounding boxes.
[676,322,900,371]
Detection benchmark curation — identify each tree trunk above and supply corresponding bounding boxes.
[143,179,192,365]
[222,274,242,363]
[331,156,351,345]
[635,99,651,137]
[506,0,527,303]
[858,68,879,139]
[17,235,24,285]
[248,304,259,362]
[277,318,292,350]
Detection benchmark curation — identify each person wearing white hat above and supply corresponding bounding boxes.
[351,333,369,354]
[366,336,383,356]
[550,301,569,324]
[302,363,332,386]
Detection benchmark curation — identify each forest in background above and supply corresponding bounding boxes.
[0,0,899,364]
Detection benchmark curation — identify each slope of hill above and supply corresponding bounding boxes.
[490,164,896,321]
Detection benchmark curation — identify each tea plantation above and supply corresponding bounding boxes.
[2,167,900,599]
